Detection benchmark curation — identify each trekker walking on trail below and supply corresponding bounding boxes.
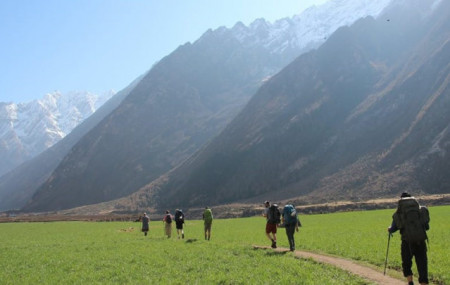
[141,213,150,236]
[282,204,299,251]
[263,201,280,248]
[174,209,185,239]
[163,210,173,238]
[203,207,213,240]
[388,192,430,285]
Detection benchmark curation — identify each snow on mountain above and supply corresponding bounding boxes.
[0,90,114,176]
[228,0,393,54]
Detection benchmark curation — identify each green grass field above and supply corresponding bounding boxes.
[294,205,449,284]
[0,206,448,284]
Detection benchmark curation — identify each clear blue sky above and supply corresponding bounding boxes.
[0,0,328,103]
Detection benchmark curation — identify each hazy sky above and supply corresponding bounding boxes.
[0,0,328,103]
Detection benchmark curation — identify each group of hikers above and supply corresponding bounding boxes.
[140,207,213,240]
[140,192,430,285]
[264,192,430,285]
[263,201,301,251]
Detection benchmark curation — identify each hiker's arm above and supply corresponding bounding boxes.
[388,220,398,233]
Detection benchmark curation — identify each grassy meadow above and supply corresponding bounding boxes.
[0,205,448,284]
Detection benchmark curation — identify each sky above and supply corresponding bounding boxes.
[0,0,329,103]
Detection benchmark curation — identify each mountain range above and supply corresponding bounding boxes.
[60,0,450,215]
[5,0,446,214]
[15,0,395,213]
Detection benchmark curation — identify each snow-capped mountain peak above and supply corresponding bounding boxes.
[226,0,393,54]
[0,90,114,176]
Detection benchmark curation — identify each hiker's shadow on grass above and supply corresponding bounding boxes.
[264,250,289,256]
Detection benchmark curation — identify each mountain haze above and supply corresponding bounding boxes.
[93,0,449,213]
[15,0,393,212]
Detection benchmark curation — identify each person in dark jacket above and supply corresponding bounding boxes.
[281,204,299,251]
[388,192,429,285]
[174,209,185,239]
[141,213,150,236]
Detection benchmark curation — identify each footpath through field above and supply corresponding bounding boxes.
[253,246,404,285]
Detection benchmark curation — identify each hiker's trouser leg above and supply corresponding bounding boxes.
[413,241,428,284]
[401,240,413,278]
[285,224,296,250]
[165,223,172,238]
[204,222,212,239]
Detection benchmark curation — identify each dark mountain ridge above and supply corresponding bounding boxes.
[91,0,450,213]
[18,0,450,213]
[22,28,302,212]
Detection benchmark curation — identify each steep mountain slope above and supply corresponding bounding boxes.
[93,0,449,213]
[20,0,393,212]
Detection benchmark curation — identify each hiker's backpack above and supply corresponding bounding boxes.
[420,206,430,231]
[203,209,213,223]
[283,204,297,225]
[175,211,184,223]
[165,214,172,224]
[268,204,281,224]
[393,197,429,243]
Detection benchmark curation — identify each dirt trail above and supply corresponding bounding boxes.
[253,245,404,285]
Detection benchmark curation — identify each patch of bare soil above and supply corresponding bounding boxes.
[253,245,404,285]
[118,227,135,232]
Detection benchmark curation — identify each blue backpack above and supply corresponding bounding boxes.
[283,204,297,225]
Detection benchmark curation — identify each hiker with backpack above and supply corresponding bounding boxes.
[203,207,213,240]
[282,204,299,251]
[388,192,430,285]
[263,201,280,248]
[163,210,173,238]
[141,212,150,236]
[174,209,185,239]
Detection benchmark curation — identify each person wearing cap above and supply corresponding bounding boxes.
[263,201,278,248]
[388,192,429,285]
[141,212,150,236]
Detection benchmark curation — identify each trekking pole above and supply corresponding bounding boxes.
[384,233,392,275]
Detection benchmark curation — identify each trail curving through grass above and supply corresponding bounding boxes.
[253,245,404,285]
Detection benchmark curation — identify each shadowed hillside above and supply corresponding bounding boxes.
[95,0,450,213]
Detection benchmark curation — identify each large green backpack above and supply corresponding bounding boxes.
[203,209,213,223]
[393,197,430,243]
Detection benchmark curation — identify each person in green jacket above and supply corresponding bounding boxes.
[203,207,213,240]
